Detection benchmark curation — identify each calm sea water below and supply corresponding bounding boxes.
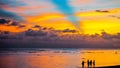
[0,48,120,68]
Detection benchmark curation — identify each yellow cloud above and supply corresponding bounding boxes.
[77,8,120,34]
[25,13,65,23]
[25,13,77,30]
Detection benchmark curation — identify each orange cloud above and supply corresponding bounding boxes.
[25,12,81,31]
[0,25,20,32]
[0,24,31,32]
[25,13,65,23]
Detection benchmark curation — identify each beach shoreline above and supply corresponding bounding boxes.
[96,65,120,68]
[78,65,120,68]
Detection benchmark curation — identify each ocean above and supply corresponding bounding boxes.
[0,48,120,68]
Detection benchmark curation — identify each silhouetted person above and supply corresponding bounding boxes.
[93,60,95,67]
[89,60,92,67]
[87,60,90,67]
[82,60,85,68]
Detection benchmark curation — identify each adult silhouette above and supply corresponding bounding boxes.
[87,60,90,67]
[89,60,92,67]
[82,60,85,68]
[93,60,95,67]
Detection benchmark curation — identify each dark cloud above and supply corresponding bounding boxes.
[0,29,120,48]
[96,10,109,13]
[10,21,19,26]
[33,25,48,31]
[33,25,41,28]
[42,27,47,30]
[25,29,47,36]
[63,28,77,33]
[101,31,120,40]
[50,29,78,33]
[0,18,10,24]
[0,9,24,21]
[0,18,20,26]
[18,25,26,28]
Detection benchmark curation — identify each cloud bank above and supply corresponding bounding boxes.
[0,27,120,48]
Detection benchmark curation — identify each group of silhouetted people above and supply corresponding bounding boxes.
[82,59,95,68]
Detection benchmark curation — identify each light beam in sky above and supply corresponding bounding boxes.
[52,0,80,30]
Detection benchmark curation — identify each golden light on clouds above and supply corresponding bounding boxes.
[0,24,30,32]
[1,8,120,35]
[35,20,77,30]
[81,18,120,34]
[25,13,65,23]
[0,25,23,32]
[25,13,77,30]
[77,8,120,34]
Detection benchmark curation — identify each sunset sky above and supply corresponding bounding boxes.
[0,0,120,48]
[0,0,120,34]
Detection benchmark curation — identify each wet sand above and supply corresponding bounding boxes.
[96,65,120,68]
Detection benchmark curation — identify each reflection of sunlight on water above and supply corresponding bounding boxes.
[0,48,120,68]
[80,49,120,67]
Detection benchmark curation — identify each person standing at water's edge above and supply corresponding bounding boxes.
[93,60,95,67]
[87,59,90,67]
[89,60,92,67]
[82,60,85,68]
